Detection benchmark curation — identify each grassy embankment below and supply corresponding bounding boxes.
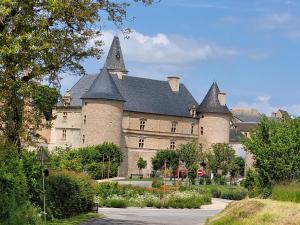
[48,213,103,225]
[206,199,300,225]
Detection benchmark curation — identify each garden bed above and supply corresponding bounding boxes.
[95,183,211,209]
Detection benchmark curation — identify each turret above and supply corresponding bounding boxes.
[105,36,128,79]
[197,82,231,150]
[80,67,125,146]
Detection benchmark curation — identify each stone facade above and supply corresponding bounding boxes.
[49,36,232,177]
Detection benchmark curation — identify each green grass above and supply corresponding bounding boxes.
[272,183,300,203]
[205,199,300,225]
[48,213,103,225]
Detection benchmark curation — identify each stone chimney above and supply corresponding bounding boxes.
[218,92,226,106]
[167,76,180,92]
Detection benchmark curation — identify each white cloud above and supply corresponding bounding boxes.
[257,95,271,103]
[221,16,240,24]
[258,13,291,29]
[98,30,239,66]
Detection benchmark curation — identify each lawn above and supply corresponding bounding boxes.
[205,199,300,225]
[48,213,103,225]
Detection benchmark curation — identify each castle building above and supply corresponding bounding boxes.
[49,36,232,176]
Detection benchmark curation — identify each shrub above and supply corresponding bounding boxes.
[220,188,248,200]
[272,183,300,203]
[21,149,43,206]
[50,143,123,180]
[243,169,262,197]
[0,143,42,225]
[101,199,128,208]
[152,179,163,188]
[46,170,95,219]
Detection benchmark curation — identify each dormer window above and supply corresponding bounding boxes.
[190,104,197,117]
[171,121,177,133]
[140,119,146,131]
[63,90,71,107]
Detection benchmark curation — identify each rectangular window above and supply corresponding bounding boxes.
[139,138,144,148]
[84,115,86,125]
[82,135,85,144]
[171,122,177,133]
[170,140,176,150]
[62,129,66,140]
[200,127,204,135]
[140,119,146,131]
[191,124,195,134]
[63,112,67,120]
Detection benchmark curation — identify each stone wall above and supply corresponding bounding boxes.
[198,112,231,150]
[49,108,82,149]
[81,99,123,146]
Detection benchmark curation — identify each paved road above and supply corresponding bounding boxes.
[81,199,231,225]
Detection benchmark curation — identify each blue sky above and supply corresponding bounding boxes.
[61,0,300,116]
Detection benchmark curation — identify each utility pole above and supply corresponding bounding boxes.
[108,156,111,181]
[101,155,104,179]
[164,159,166,195]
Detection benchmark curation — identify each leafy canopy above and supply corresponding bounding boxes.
[0,0,153,145]
[243,116,300,186]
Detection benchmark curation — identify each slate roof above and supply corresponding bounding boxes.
[81,67,125,101]
[231,108,262,123]
[230,128,243,143]
[58,73,198,117]
[105,36,127,72]
[235,122,258,132]
[196,82,231,114]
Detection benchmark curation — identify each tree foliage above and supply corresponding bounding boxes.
[137,157,147,174]
[0,0,153,146]
[206,143,236,176]
[50,142,124,179]
[31,85,60,121]
[242,116,300,187]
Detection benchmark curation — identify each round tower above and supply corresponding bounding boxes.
[197,82,231,150]
[80,67,125,146]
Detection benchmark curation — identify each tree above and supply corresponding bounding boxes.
[176,140,203,169]
[242,117,300,189]
[32,85,61,121]
[206,143,235,176]
[229,156,245,183]
[137,157,147,175]
[0,0,153,148]
[152,149,178,171]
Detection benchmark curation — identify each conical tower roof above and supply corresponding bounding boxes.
[81,67,125,101]
[105,36,127,72]
[196,82,231,114]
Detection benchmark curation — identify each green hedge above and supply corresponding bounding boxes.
[272,183,300,203]
[46,170,95,219]
[183,185,248,200]
[0,143,42,225]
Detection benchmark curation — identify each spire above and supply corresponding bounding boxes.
[105,36,127,73]
[196,82,231,114]
[81,67,125,101]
